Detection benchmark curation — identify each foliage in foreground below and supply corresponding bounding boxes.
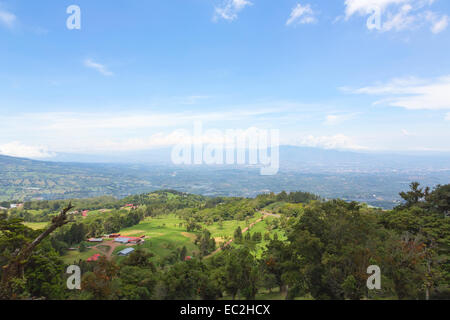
[0,185,448,300]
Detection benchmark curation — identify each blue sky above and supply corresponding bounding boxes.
[0,0,450,158]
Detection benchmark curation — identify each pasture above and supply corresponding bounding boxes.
[61,211,282,264]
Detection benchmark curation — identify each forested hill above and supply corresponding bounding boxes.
[0,155,154,201]
[1,186,449,300]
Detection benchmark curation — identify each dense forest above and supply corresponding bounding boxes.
[0,184,448,300]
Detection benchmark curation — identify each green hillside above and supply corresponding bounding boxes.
[1,186,449,300]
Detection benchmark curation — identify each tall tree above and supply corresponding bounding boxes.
[1,203,73,299]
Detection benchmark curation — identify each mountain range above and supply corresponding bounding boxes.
[1,146,449,209]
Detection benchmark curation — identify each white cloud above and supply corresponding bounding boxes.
[345,75,450,110]
[214,0,252,21]
[0,9,16,28]
[295,134,368,150]
[343,0,448,33]
[324,113,357,125]
[345,0,410,18]
[87,131,194,152]
[180,95,211,105]
[0,108,284,154]
[23,108,279,132]
[286,3,317,26]
[425,11,449,33]
[90,127,276,152]
[83,59,114,76]
[445,113,450,121]
[0,142,54,159]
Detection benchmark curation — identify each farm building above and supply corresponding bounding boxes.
[118,248,135,256]
[109,233,121,238]
[114,237,144,244]
[127,237,144,244]
[114,237,131,244]
[87,238,103,243]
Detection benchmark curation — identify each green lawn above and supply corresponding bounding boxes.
[229,216,287,258]
[24,222,48,230]
[120,214,200,262]
[201,212,263,243]
[61,211,280,264]
[62,248,97,265]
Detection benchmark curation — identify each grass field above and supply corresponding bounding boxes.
[201,212,263,244]
[61,211,281,264]
[230,216,287,258]
[62,248,96,264]
[122,214,200,262]
[24,222,49,230]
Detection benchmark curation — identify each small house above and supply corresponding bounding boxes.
[127,237,144,244]
[114,237,131,244]
[88,238,103,243]
[117,248,135,256]
[109,233,121,238]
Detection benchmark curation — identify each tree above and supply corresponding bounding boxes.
[219,248,260,300]
[426,184,450,216]
[1,203,74,299]
[234,226,243,243]
[79,242,87,252]
[251,232,262,242]
[195,230,216,257]
[262,240,291,294]
[399,182,428,208]
[180,246,187,261]
[123,249,155,270]
[118,266,156,300]
[285,200,384,300]
[276,191,288,202]
[158,260,206,300]
[81,256,120,300]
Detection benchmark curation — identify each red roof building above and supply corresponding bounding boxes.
[87,254,101,262]
[109,233,121,238]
